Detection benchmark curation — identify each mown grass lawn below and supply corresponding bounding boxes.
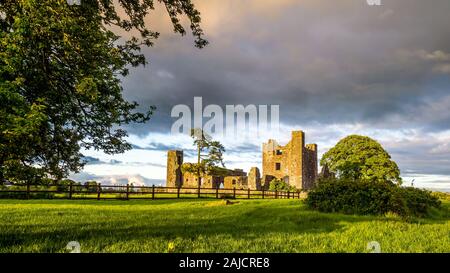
[0,199,449,253]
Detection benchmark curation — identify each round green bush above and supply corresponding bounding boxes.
[400,187,442,217]
[305,178,441,217]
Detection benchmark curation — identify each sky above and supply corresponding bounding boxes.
[71,0,450,192]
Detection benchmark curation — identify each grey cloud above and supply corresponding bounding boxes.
[131,143,180,151]
[82,156,122,165]
[131,143,197,157]
[102,0,450,188]
[118,0,450,137]
[381,135,450,177]
[82,156,101,164]
[226,143,260,154]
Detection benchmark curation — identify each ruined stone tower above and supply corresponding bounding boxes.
[166,150,183,187]
[248,167,261,190]
[262,131,318,190]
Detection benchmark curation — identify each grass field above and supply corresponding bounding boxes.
[0,199,449,253]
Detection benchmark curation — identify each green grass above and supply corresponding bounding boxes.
[0,199,449,253]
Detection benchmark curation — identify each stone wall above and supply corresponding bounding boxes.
[166,150,183,187]
[248,167,261,190]
[166,150,254,189]
[303,144,318,189]
[167,129,317,191]
[261,175,275,190]
[262,130,318,190]
[181,172,224,188]
[223,176,247,189]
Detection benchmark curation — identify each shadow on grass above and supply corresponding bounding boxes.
[0,198,448,252]
[0,201,386,250]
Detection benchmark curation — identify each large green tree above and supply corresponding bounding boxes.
[321,135,402,184]
[0,0,207,183]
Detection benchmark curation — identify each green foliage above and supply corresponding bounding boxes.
[0,180,96,198]
[306,178,441,217]
[321,135,402,184]
[84,181,98,193]
[0,83,47,184]
[0,0,206,183]
[0,185,56,199]
[55,179,76,191]
[184,129,226,179]
[401,187,442,217]
[269,178,297,192]
[432,191,450,202]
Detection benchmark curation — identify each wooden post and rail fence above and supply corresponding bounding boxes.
[0,183,304,201]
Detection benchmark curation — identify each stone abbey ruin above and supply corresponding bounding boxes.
[166,130,318,190]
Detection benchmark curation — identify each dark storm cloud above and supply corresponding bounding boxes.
[388,141,450,176]
[118,0,450,136]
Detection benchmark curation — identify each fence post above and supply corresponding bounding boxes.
[262,188,265,199]
[287,190,290,199]
[198,185,201,198]
[26,183,30,200]
[216,186,219,199]
[233,187,236,199]
[126,184,129,200]
[298,191,300,199]
[177,186,180,198]
[69,183,73,199]
[97,183,101,200]
[248,188,250,199]
[152,185,155,200]
[275,189,278,199]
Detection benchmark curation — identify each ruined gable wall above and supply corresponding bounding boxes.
[303,144,318,189]
[262,131,305,189]
[248,167,261,190]
[181,171,199,188]
[166,150,183,187]
[262,139,290,181]
[262,131,317,190]
[181,172,224,189]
